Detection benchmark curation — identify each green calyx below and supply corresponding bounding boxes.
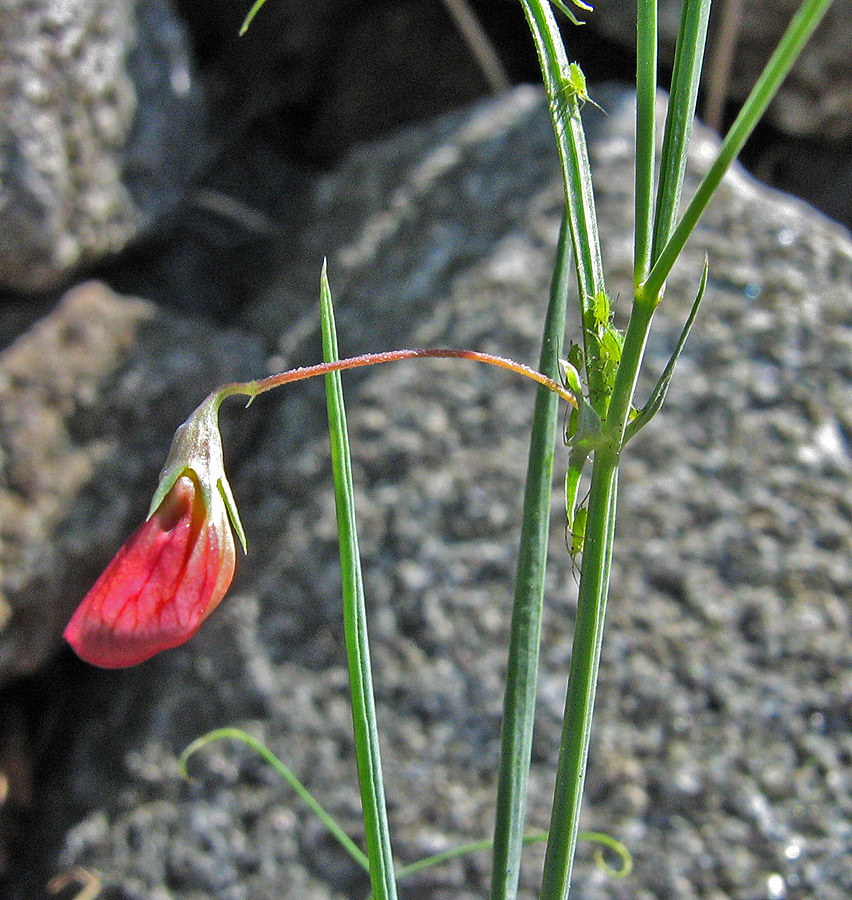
[147,393,247,553]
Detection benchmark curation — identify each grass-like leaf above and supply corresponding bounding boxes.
[642,0,835,302]
[239,0,269,35]
[321,263,399,900]
[180,727,370,870]
[490,214,571,900]
[624,259,708,443]
[634,0,658,284]
[651,0,712,264]
[519,0,610,412]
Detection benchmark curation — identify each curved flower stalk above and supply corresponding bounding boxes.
[64,395,244,668]
[64,346,573,669]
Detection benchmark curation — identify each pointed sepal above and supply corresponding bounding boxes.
[624,259,708,444]
[148,392,247,553]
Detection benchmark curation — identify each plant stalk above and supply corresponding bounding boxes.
[539,451,618,900]
[490,214,572,900]
[216,348,576,409]
[321,266,398,900]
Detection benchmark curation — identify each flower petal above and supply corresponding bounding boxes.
[64,474,235,668]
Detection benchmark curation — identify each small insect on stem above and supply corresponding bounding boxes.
[555,62,605,118]
[584,290,624,406]
[567,503,588,580]
[589,288,611,331]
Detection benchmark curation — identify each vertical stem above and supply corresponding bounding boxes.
[605,298,657,444]
[321,266,398,900]
[651,0,712,261]
[490,215,571,900]
[539,451,619,900]
[634,0,658,285]
[539,279,657,900]
[519,0,608,380]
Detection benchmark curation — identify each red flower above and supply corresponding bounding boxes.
[65,395,245,668]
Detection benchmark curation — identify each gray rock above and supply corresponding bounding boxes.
[21,86,852,899]
[0,0,204,293]
[0,281,265,685]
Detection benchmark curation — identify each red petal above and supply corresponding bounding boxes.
[64,474,235,668]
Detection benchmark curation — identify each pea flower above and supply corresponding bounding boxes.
[64,395,246,668]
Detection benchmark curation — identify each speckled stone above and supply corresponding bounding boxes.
[0,0,204,292]
[17,86,852,900]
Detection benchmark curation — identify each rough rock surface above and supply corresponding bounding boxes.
[11,86,852,899]
[0,281,266,685]
[0,0,204,293]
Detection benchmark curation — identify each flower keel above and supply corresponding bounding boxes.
[65,471,236,669]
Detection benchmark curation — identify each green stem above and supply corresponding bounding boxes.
[605,298,657,443]
[520,0,604,300]
[519,0,608,409]
[651,0,712,261]
[537,284,657,900]
[490,214,571,900]
[539,249,658,900]
[539,452,618,900]
[634,0,658,285]
[321,266,398,900]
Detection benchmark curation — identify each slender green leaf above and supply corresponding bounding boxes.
[180,728,370,871]
[321,263,398,900]
[490,215,571,900]
[239,0,269,35]
[652,0,713,263]
[642,0,835,302]
[634,0,658,285]
[624,259,708,443]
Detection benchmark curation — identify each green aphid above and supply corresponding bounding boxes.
[600,326,623,359]
[562,62,604,112]
[561,342,585,443]
[554,63,605,127]
[590,289,611,330]
[586,290,624,397]
[567,341,585,375]
[560,346,584,398]
[568,504,588,573]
